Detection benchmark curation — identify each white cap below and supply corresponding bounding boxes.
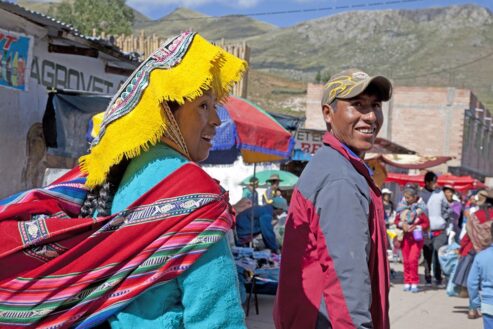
[382,188,392,195]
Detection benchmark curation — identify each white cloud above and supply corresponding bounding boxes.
[22,0,64,2]
[236,0,260,8]
[293,0,339,3]
[127,0,259,8]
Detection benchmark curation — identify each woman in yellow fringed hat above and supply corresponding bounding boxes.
[79,32,248,328]
[0,32,247,329]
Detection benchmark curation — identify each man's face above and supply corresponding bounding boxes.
[323,93,383,157]
[425,179,437,191]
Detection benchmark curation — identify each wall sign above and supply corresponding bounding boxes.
[0,28,33,91]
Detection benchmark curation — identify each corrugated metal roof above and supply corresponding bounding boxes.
[0,0,139,64]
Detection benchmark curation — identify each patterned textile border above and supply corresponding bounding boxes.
[0,163,233,328]
[92,32,194,147]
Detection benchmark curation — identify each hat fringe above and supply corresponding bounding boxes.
[80,34,247,188]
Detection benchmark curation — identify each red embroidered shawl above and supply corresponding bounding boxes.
[0,163,233,328]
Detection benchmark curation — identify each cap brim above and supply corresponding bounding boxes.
[337,75,392,102]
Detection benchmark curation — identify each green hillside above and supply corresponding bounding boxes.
[17,0,150,26]
[17,0,57,13]
[247,5,493,108]
[16,1,493,109]
[134,7,277,41]
[134,4,493,109]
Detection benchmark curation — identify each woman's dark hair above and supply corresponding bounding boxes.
[167,101,180,113]
[79,158,129,217]
[403,183,419,197]
[79,101,182,218]
[477,196,493,218]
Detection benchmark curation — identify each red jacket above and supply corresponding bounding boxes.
[274,133,390,329]
[394,210,430,241]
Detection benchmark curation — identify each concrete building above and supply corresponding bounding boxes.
[305,83,493,181]
[0,1,138,197]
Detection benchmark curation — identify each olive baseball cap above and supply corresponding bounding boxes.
[321,68,392,106]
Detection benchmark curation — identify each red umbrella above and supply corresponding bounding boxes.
[385,173,487,192]
[207,96,295,164]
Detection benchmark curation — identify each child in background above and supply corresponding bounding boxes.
[467,222,493,328]
[395,184,430,292]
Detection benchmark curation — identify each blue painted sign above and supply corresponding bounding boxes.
[0,28,33,91]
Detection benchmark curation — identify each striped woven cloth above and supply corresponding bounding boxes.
[0,163,233,328]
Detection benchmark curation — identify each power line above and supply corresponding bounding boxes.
[393,50,493,80]
[160,0,424,21]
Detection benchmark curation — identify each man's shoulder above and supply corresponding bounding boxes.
[303,145,355,176]
[476,246,493,261]
[428,189,444,201]
[296,145,368,200]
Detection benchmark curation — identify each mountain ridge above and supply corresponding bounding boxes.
[245,4,493,109]
[15,2,493,109]
[133,7,278,40]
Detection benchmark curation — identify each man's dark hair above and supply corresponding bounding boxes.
[424,171,437,183]
[364,83,387,102]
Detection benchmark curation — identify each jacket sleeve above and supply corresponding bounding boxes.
[418,212,430,231]
[315,178,373,329]
[467,257,481,310]
[394,213,402,228]
[274,188,326,329]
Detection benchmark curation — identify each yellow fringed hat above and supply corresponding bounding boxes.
[79,32,247,188]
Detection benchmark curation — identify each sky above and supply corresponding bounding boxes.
[123,0,493,27]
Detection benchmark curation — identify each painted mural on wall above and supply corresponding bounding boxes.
[0,28,33,91]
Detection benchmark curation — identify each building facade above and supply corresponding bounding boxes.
[0,1,138,197]
[305,83,493,181]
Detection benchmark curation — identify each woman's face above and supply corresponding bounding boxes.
[404,192,418,205]
[444,189,454,202]
[173,91,220,162]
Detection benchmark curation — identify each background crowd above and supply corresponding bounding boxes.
[382,171,493,326]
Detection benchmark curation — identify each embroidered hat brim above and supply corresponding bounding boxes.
[79,32,247,188]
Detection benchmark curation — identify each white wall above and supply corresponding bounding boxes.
[202,158,280,204]
[0,11,129,197]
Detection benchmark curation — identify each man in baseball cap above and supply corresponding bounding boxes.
[321,68,392,156]
[321,68,392,106]
[275,68,393,329]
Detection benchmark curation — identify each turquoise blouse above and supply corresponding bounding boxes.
[106,143,246,328]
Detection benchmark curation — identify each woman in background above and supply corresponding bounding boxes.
[395,184,430,293]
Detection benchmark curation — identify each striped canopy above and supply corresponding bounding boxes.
[207,96,294,164]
